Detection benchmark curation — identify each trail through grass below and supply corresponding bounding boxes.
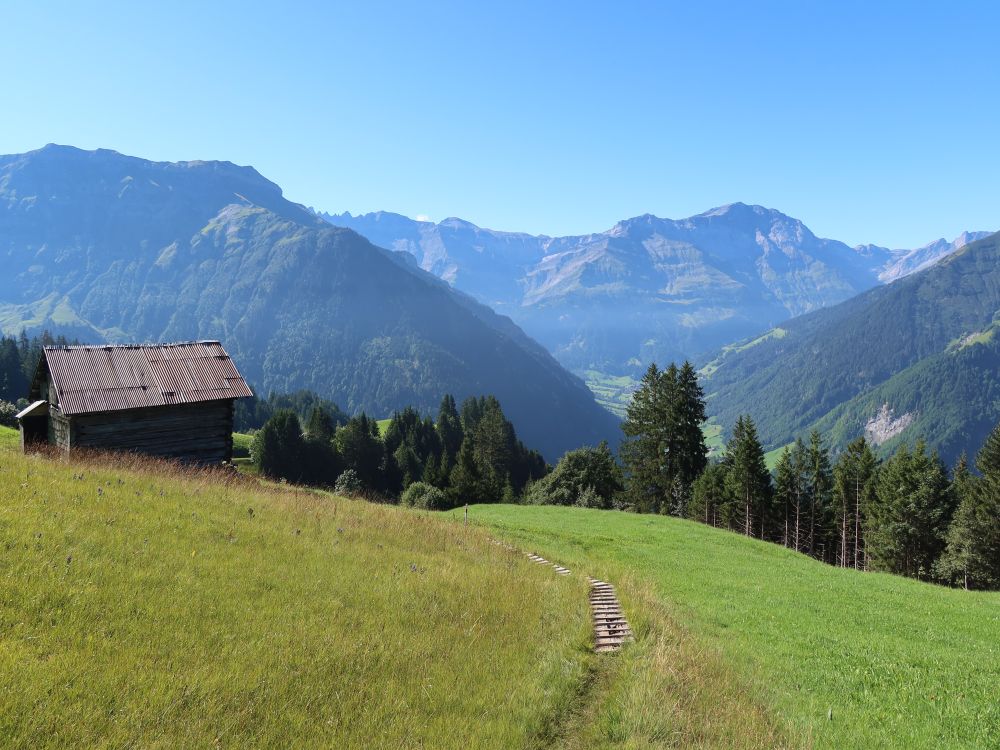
[0,446,592,748]
[461,504,1000,749]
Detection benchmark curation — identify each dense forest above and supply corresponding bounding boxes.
[251,394,547,508]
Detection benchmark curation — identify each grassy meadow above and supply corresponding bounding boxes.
[460,504,1000,749]
[4,419,996,749]
[0,436,593,748]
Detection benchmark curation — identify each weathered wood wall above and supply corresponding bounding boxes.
[49,411,72,451]
[65,400,235,464]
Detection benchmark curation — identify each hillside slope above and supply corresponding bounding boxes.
[465,504,1000,749]
[700,231,1000,463]
[0,441,591,747]
[0,145,619,459]
[325,208,988,378]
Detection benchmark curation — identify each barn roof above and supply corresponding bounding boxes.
[42,341,253,416]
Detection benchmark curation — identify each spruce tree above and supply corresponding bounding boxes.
[774,445,804,548]
[806,430,834,560]
[334,414,385,492]
[939,446,1000,589]
[621,361,707,514]
[832,437,878,568]
[305,405,336,443]
[689,462,727,526]
[436,394,463,470]
[449,437,481,505]
[621,363,669,513]
[677,361,709,487]
[869,441,954,580]
[722,415,772,538]
[251,410,306,482]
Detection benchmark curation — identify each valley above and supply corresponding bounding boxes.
[324,208,989,400]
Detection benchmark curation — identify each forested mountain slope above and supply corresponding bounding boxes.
[701,231,1000,464]
[0,145,619,459]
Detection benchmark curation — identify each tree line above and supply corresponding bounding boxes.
[0,330,81,404]
[0,331,80,426]
[251,394,547,508]
[608,360,1000,590]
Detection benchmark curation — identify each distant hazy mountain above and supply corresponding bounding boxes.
[321,208,989,380]
[0,145,619,459]
[699,231,1000,466]
[869,231,992,282]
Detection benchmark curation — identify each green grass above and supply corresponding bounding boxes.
[0,446,592,748]
[764,442,793,471]
[700,327,788,377]
[581,370,639,418]
[458,504,1000,749]
[702,420,724,458]
[0,425,18,450]
[948,326,997,351]
[376,418,391,437]
[232,431,253,458]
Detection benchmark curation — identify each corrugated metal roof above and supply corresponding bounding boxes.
[44,341,253,416]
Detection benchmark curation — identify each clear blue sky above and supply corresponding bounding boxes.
[2,1,996,247]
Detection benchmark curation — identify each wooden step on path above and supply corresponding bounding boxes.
[490,538,571,575]
[490,538,630,652]
[588,577,632,652]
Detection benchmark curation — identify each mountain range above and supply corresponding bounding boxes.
[323,208,989,394]
[0,145,619,460]
[699,231,1000,466]
[5,143,994,465]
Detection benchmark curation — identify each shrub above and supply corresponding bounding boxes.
[575,486,603,508]
[524,442,622,509]
[401,481,448,510]
[334,469,363,496]
[0,401,18,429]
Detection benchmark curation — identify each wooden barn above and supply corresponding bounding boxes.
[16,341,253,464]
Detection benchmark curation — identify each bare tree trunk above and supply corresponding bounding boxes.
[854,475,861,570]
[794,492,801,552]
[745,485,751,537]
[808,493,815,556]
[841,493,848,567]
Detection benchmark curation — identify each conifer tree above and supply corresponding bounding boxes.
[436,394,463,472]
[677,361,709,486]
[251,410,307,482]
[805,430,834,560]
[334,414,385,492]
[869,441,954,580]
[621,363,668,513]
[774,444,806,549]
[621,361,707,514]
[938,447,1000,589]
[305,405,337,443]
[689,462,727,526]
[449,437,481,504]
[722,415,772,537]
[421,452,441,487]
[833,437,878,568]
